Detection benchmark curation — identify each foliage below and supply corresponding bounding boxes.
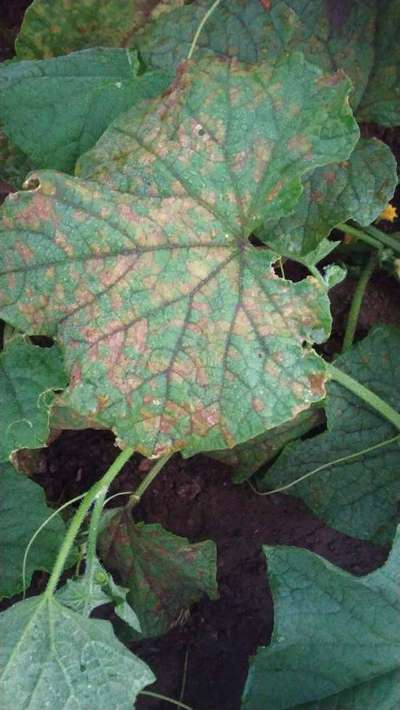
[0,0,399,708]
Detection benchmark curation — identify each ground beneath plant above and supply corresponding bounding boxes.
[1,2,400,708]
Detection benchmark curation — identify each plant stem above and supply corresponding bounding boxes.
[45,446,134,598]
[337,222,382,251]
[342,251,377,352]
[363,223,400,253]
[337,222,400,255]
[328,364,400,430]
[128,452,173,510]
[187,0,223,59]
[83,486,108,615]
[140,690,194,710]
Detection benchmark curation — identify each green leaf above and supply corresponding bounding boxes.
[0,336,67,462]
[0,595,154,709]
[258,138,397,257]
[15,0,178,59]
[242,530,400,709]
[357,0,400,126]
[138,0,376,109]
[256,325,400,544]
[0,48,170,173]
[57,556,141,632]
[0,131,31,190]
[210,406,323,483]
[100,511,218,637]
[0,55,359,455]
[0,463,66,599]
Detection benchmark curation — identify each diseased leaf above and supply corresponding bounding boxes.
[0,336,67,462]
[210,406,323,483]
[0,56,359,456]
[258,138,397,256]
[0,595,154,709]
[50,397,106,432]
[357,0,400,126]
[0,463,67,599]
[242,530,400,709]
[0,48,170,173]
[100,511,218,637]
[15,0,178,59]
[57,556,141,632]
[0,131,31,190]
[256,326,400,544]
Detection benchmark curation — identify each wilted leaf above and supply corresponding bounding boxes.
[0,595,154,709]
[0,56,359,455]
[258,138,397,256]
[0,463,67,599]
[100,511,218,637]
[357,0,400,126]
[57,556,141,631]
[0,48,170,172]
[242,530,400,709]
[256,326,400,544]
[15,0,175,59]
[210,406,323,483]
[0,336,67,462]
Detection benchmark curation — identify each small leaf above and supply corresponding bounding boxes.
[0,463,67,599]
[258,138,397,256]
[210,406,323,482]
[100,511,218,637]
[0,48,170,172]
[57,557,141,632]
[0,55,359,455]
[0,595,154,709]
[256,326,400,544]
[242,529,400,709]
[0,336,67,462]
[15,0,175,59]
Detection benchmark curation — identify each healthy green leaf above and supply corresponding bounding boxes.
[210,406,323,483]
[100,511,218,637]
[15,0,181,59]
[0,336,67,462]
[57,556,141,632]
[258,138,397,256]
[0,595,154,709]
[242,530,400,709]
[0,463,67,599]
[256,326,400,544]
[357,0,400,126]
[0,55,359,455]
[0,48,170,173]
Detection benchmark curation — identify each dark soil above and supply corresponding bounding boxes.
[1,3,400,710]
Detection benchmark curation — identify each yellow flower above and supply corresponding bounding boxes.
[378,203,398,223]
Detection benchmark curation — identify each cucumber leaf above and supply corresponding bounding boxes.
[0,48,170,173]
[0,336,67,462]
[242,529,400,709]
[15,0,181,59]
[99,511,218,637]
[256,326,400,544]
[258,138,397,257]
[0,463,67,599]
[0,55,359,456]
[0,595,154,709]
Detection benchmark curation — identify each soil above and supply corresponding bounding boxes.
[1,3,400,710]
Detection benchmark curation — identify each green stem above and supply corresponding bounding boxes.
[187,0,223,59]
[337,222,382,251]
[128,452,173,510]
[140,690,194,710]
[342,251,377,352]
[83,486,108,615]
[307,264,327,289]
[45,446,134,598]
[328,364,400,430]
[363,223,400,253]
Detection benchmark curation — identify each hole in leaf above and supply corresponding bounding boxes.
[23,176,41,191]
